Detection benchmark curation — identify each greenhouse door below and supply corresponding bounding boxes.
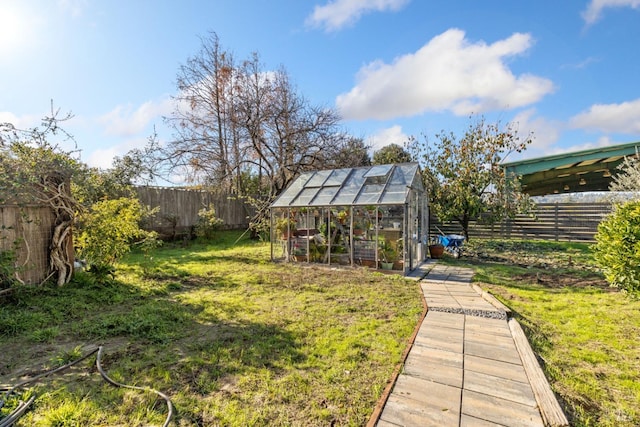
[408,191,421,270]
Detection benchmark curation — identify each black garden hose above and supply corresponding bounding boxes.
[95,346,174,427]
[0,346,173,427]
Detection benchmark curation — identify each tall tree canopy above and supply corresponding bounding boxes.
[372,143,412,165]
[162,32,350,197]
[410,117,533,240]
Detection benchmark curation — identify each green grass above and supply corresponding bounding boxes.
[0,231,423,426]
[451,239,640,427]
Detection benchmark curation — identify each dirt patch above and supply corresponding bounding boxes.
[514,272,612,291]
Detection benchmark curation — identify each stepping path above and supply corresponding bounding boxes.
[375,264,567,427]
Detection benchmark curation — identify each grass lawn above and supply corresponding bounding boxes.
[0,231,423,426]
[455,239,640,427]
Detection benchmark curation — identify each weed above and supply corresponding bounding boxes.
[30,326,59,343]
[50,345,84,367]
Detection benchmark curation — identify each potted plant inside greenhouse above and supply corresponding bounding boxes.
[379,238,397,270]
[276,217,296,239]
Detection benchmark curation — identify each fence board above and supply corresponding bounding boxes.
[0,205,56,285]
[430,203,612,242]
[135,187,253,238]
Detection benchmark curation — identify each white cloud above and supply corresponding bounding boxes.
[0,111,40,129]
[366,125,409,152]
[336,29,554,120]
[306,0,409,32]
[569,98,640,134]
[508,109,562,159]
[554,136,620,155]
[99,97,174,137]
[582,0,640,24]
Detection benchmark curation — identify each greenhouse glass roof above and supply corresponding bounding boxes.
[271,163,423,208]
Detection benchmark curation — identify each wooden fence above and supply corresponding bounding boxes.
[1,204,57,285]
[135,187,253,238]
[430,203,613,242]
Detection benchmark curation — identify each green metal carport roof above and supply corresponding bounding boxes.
[503,141,640,196]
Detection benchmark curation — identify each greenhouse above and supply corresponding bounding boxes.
[270,163,428,274]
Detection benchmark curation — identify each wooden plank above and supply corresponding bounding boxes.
[508,319,569,427]
[464,340,522,365]
[464,370,537,407]
[379,394,460,426]
[464,354,529,383]
[462,389,544,427]
[379,375,461,426]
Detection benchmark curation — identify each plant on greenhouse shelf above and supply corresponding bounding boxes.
[275,217,296,239]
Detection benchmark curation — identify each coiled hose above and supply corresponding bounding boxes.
[0,346,173,427]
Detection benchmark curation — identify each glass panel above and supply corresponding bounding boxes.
[332,168,367,205]
[272,172,313,207]
[378,205,403,271]
[388,167,405,185]
[399,163,418,179]
[364,164,393,178]
[354,183,384,204]
[305,169,331,187]
[379,183,408,204]
[292,187,321,206]
[312,186,339,205]
[324,168,350,186]
[332,190,357,205]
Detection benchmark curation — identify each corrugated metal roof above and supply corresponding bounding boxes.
[271,163,423,208]
[502,141,640,196]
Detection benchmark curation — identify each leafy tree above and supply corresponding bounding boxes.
[593,200,640,294]
[72,163,136,207]
[609,154,640,194]
[323,136,371,168]
[373,143,412,165]
[410,117,532,241]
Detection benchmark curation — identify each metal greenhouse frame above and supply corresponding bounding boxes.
[270,163,428,275]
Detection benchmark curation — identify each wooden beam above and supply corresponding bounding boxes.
[509,319,569,427]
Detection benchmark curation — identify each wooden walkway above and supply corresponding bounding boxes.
[376,264,567,427]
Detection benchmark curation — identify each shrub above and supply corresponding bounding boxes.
[76,197,159,270]
[593,200,640,294]
[195,206,224,239]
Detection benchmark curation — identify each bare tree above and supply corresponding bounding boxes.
[162,32,346,197]
[165,32,238,189]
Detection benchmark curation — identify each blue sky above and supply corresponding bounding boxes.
[2,0,640,173]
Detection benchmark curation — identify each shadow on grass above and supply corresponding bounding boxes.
[1,272,304,382]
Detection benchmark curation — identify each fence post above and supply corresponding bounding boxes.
[554,203,559,241]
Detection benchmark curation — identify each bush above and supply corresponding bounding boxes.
[76,197,159,270]
[593,200,640,294]
[195,206,224,239]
